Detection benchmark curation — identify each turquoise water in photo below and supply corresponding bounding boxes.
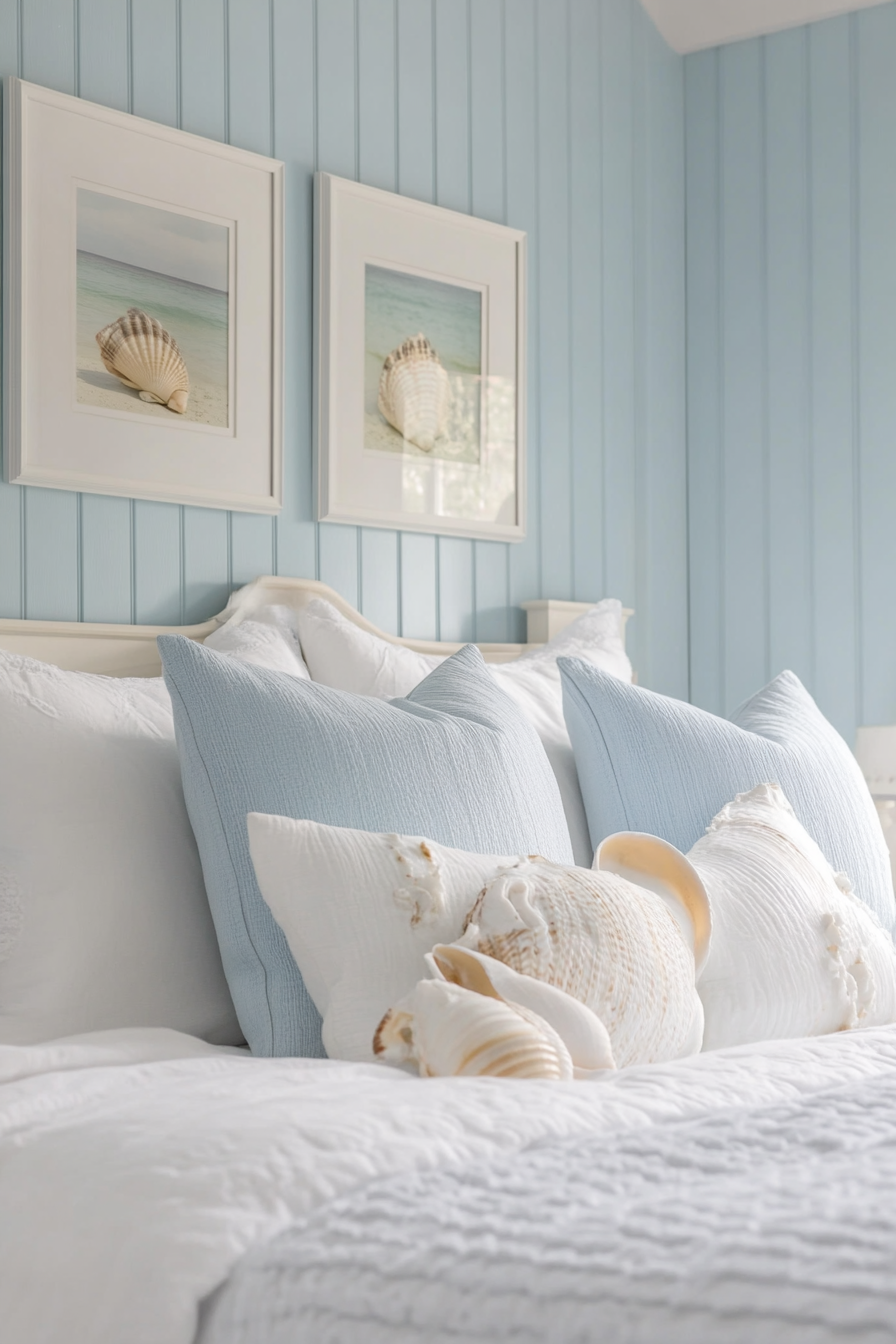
[76,251,229,426]
[364,264,482,462]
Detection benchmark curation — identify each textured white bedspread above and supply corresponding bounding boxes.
[2,1025,896,1344]
[200,1055,896,1344]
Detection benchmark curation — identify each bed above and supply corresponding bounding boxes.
[1,578,895,1344]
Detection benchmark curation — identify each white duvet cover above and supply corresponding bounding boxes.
[2,1025,896,1344]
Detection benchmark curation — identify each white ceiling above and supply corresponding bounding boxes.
[639,0,891,53]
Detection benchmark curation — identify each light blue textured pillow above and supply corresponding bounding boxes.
[560,659,896,933]
[159,636,573,1057]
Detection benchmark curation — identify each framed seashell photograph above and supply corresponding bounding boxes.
[4,78,283,513]
[315,173,526,542]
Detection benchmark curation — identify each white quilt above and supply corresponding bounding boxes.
[2,1025,896,1344]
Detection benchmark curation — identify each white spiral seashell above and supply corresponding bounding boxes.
[373,978,573,1080]
[428,943,616,1075]
[456,854,706,1067]
[377,333,450,452]
[96,308,190,414]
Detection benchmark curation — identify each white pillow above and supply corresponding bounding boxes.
[691,783,896,1051]
[203,604,310,678]
[247,814,511,1061]
[295,597,632,865]
[247,813,706,1069]
[0,651,240,1045]
[0,606,306,1048]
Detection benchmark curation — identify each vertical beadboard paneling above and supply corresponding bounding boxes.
[685,3,896,742]
[358,529,399,634]
[601,0,637,618]
[434,0,469,211]
[79,494,131,623]
[318,523,359,610]
[77,0,128,108]
[1,0,689,668]
[180,0,226,141]
[21,0,75,90]
[131,0,179,126]
[24,490,79,619]
[357,0,397,193]
[765,30,814,687]
[856,6,896,728]
[809,16,859,736]
[685,49,724,714]
[134,502,182,625]
[0,0,21,618]
[400,533,438,641]
[438,537,474,643]
[569,0,604,609]
[638,8,687,698]
[719,40,768,712]
[182,507,230,623]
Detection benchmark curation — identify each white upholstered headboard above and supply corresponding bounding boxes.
[0,575,632,678]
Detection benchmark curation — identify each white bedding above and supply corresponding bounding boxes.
[2,1025,896,1344]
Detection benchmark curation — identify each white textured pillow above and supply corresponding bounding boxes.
[0,651,242,1045]
[295,597,632,865]
[691,783,896,1051]
[247,813,706,1069]
[203,604,310,678]
[247,813,513,1061]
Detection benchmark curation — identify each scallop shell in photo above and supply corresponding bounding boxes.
[454,853,707,1068]
[373,977,574,1080]
[377,333,450,452]
[96,308,190,414]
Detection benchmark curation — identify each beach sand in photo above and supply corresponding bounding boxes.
[76,251,229,429]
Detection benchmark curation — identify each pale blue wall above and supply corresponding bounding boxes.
[686,4,896,743]
[0,0,688,698]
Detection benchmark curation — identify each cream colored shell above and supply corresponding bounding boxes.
[377,334,450,452]
[96,308,190,414]
[374,977,574,1080]
[455,855,705,1067]
[429,943,616,1075]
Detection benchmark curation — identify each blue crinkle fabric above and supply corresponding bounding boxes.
[159,637,573,1057]
[559,658,896,934]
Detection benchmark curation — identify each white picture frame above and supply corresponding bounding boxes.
[315,173,526,542]
[3,78,283,514]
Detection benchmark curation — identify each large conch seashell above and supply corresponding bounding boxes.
[377,333,450,452]
[454,842,711,1068]
[96,308,190,414]
[373,977,575,1080]
[427,943,616,1075]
